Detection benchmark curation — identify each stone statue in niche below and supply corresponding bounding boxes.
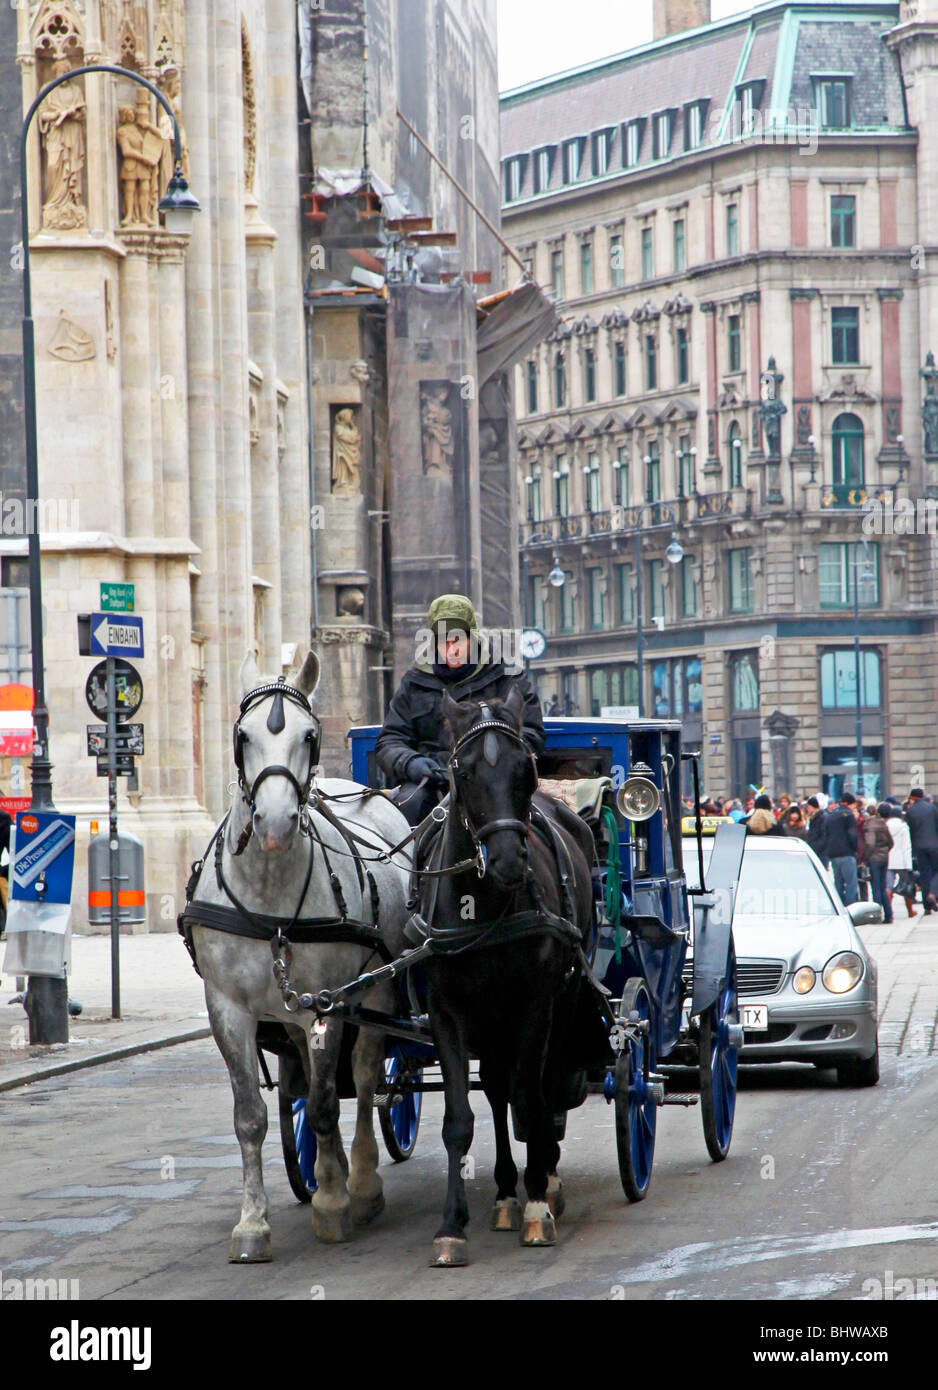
[157,64,190,202]
[117,95,163,226]
[38,60,87,231]
[331,408,362,494]
[796,404,812,445]
[885,404,900,443]
[421,386,455,477]
[922,351,938,456]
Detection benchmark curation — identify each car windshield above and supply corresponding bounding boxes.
[682,839,839,919]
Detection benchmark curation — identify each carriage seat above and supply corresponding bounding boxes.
[537,775,613,822]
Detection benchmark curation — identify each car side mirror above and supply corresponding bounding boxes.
[846,901,883,926]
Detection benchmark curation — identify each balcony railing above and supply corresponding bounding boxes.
[819,482,895,511]
[519,491,748,545]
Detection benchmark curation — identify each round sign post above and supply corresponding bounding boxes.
[85,659,143,722]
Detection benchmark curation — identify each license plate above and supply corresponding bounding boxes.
[742,1005,768,1030]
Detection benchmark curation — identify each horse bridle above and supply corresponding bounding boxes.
[233,677,322,816]
[448,711,537,868]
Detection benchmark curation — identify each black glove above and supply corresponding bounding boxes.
[406,755,448,787]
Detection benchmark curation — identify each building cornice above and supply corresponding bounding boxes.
[0,533,202,557]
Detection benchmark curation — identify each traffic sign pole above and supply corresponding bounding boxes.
[106,657,121,1019]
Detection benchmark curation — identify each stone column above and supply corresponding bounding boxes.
[117,233,157,536]
[246,218,283,674]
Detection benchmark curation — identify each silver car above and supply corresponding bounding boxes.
[682,832,881,1086]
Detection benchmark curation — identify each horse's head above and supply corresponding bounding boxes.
[235,649,321,853]
[441,686,536,892]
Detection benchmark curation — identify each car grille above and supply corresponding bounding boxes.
[683,957,786,997]
[737,959,786,997]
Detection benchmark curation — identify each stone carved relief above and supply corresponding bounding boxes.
[331,407,362,495]
[921,350,938,456]
[248,393,260,447]
[420,385,456,477]
[47,309,94,361]
[104,279,116,361]
[38,59,87,231]
[117,94,162,227]
[349,359,372,385]
[157,64,189,199]
[241,18,257,195]
[33,4,84,63]
[796,403,812,445]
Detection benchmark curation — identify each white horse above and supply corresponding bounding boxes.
[185,650,412,1261]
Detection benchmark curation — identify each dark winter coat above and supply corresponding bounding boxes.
[905,798,938,853]
[806,811,829,865]
[375,660,545,785]
[824,804,859,859]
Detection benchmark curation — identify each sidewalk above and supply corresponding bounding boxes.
[0,930,209,1092]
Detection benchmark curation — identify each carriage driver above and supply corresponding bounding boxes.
[375,593,545,826]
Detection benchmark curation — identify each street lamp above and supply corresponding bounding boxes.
[18,64,199,1043]
[852,537,876,796]
[895,433,906,484]
[666,533,685,566]
[548,557,566,587]
[633,506,683,717]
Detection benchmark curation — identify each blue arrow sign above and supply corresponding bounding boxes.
[89,612,144,658]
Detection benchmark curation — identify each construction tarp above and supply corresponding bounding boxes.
[475,280,558,386]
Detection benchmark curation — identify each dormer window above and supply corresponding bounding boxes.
[735,80,766,137]
[814,75,851,129]
[684,99,709,150]
[504,155,526,202]
[592,127,615,177]
[652,110,675,160]
[533,146,554,194]
[562,137,584,184]
[624,119,644,168]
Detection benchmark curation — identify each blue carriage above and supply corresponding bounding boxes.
[272,714,745,1204]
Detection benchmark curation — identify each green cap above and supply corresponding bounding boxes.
[426,593,479,636]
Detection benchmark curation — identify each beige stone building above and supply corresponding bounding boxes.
[3,0,308,926]
[502,0,938,802]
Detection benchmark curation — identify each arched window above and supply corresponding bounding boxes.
[832,413,864,495]
[728,421,743,488]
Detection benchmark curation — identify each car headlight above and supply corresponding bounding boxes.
[822,951,864,994]
[792,966,816,994]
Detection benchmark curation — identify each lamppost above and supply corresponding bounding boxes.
[633,507,683,717]
[18,65,198,1042]
[852,537,876,796]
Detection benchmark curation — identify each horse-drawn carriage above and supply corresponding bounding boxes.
[261,713,746,1217]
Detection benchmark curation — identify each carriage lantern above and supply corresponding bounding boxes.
[616,761,661,876]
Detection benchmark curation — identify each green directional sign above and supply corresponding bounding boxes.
[100,582,135,613]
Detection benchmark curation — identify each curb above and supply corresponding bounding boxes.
[0,1025,212,1093]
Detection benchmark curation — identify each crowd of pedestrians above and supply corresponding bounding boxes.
[684,786,938,924]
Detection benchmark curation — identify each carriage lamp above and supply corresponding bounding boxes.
[822,952,864,994]
[616,762,661,822]
[792,966,816,995]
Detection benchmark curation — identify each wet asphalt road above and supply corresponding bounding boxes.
[2,1033,937,1302]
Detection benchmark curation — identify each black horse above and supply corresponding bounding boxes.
[419,687,595,1266]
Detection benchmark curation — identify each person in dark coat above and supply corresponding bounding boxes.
[375,593,545,825]
[804,796,829,867]
[864,804,894,923]
[826,792,860,905]
[783,805,807,839]
[905,787,938,913]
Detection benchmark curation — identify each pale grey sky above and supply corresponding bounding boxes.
[498,0,756,92]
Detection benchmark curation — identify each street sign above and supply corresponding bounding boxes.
[88,612,144,658]
[86,723,144,757]
[85,660,143,721]
[100,582,135,613]
[96,753,136,778]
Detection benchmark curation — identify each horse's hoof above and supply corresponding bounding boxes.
[547,1174,565,1220]
[312,1204,354,1244]
[430,1236,469,1267]
[520,1201,556,1247]
[228,1228,272,1263]
[350,1189,385,1226]
[489,1197,523,1232]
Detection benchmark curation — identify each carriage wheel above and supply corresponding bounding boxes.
[379,1047,423,1162]
[699,943,739,1162]
[278,1059,317,1202]
[614,978,657,1203]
